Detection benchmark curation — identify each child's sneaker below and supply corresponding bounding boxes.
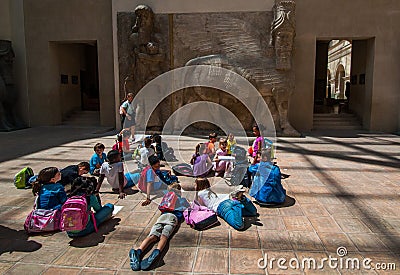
[129,249,141,271]
[140,249,160,270]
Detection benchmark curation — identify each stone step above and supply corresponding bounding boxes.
[313,125,363,130]
[313,113,362,130]
[62,111,100,126]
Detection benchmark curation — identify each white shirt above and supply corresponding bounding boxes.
[139,147,155,166]
[197,190,229,213]
[100,162,127,189]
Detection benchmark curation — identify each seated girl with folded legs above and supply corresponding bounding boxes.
[191,143,213,177]
[32,167,67,210]
[67,177,114,238]
[195,178,257,230]
[249,148,286,205]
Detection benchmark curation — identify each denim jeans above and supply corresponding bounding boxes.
[217,197,257,230]
[67,203,114,237]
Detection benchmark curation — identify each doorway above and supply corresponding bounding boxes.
[314,40,352,114]
[313,38,375,130]
[80,44,99,111]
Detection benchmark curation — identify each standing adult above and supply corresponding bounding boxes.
[120,93,136,141]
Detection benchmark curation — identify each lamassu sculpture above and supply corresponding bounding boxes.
[0,40,25,131]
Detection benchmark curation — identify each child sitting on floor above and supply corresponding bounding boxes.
[214,138,232,177]
[129,182,189,271]
[249,148,286,205]
[205,132,217,159]
[66,177,114,238]
[190,143,213,177]
[96,150,135,199]
[226,133,237,155]
[89,143,106,176]
[32,167,67,210]
[139,137,155,169]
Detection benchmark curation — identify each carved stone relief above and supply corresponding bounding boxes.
[0,40,25,131]
[117,3,299,136]
[270,0,296,71]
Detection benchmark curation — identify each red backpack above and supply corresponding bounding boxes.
[137,166,152,192]
[60,195,97,232]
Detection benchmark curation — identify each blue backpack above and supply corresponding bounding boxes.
[250,163,286,204]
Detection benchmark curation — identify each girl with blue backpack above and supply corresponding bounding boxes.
[249,148,286,205]
[65,177,114,237]
[195,178,258,230]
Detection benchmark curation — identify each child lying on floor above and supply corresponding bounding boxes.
[129,182,189,271]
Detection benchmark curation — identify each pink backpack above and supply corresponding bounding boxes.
[60,195,96,232]
[183,200,219,230]
[24,197,61,233]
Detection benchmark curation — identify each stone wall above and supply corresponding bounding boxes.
[117,5,299,135]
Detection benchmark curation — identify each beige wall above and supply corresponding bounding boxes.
[294,0,400,132]
[0,0,11,40]
[23,0,115,127]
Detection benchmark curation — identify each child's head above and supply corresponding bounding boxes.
[70,176,97,196]
[77,162,90,175]
[38,167,60,183]
[168,182,182,196]
[255,151,262,162]
[253,125,260,137]
[261,148,272,162]
[219,138,227,150]
[94,143,105,155]
[152,134,162,144]
[227,133,235,141]
[208,132,217,143]
[107,150,121,163]
[32,167,60,195]
[144,137,152,148]
[148,155,160,170]
[234,146,247,161]
[199,143,207,154]
[194,143,201,155]
[195,177,211,191]
[122,129,131,139]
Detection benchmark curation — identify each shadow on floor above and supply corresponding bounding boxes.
[0,225,42,255]
[68,217,121,248]
[254,195,296,209]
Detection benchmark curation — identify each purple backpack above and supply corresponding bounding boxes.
[183,200,219,230]
[24,197,61,233]
[60,195,96,232]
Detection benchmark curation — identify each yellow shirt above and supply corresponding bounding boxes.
[227,139,237,154]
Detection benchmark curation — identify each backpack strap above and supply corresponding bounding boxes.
[90,211,98,232]
[33,196,39,210]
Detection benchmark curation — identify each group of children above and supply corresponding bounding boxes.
[27,124,287,271]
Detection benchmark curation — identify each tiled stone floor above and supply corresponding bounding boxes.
[0,127,399,274]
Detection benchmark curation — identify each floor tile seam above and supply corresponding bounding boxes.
[228,229,231,275]
[343,232,392,253]
[52,243,104,269]
[0,262,18,274]
[298,153,368,254]
[190,230,201,275]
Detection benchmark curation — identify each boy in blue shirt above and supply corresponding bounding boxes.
[90,143,106,176]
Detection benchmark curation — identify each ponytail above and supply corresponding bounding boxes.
[32,167,59,196]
